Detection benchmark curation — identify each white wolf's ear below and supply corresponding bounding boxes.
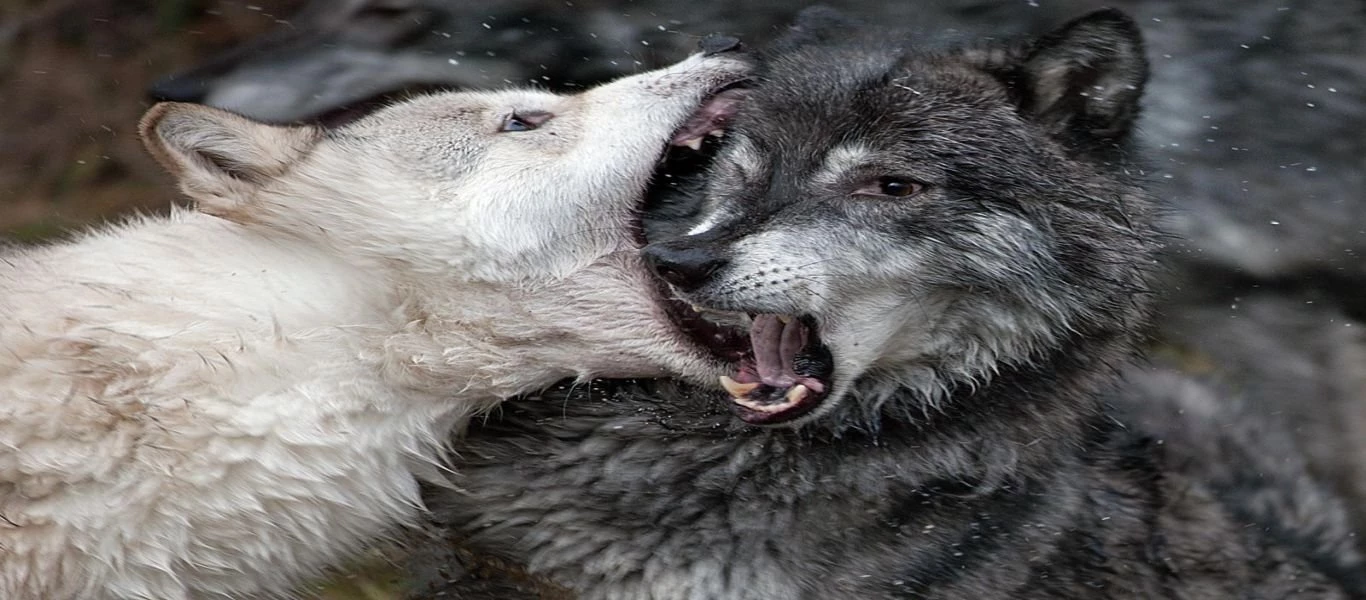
[140,102,320,220]
[1018,9,1148,144]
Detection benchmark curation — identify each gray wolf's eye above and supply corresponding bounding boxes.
[853,176,927,198]
[500,111,553,132]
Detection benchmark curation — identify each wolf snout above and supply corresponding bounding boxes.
[643,241,728,293]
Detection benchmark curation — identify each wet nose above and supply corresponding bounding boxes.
[699,34,744,56]
[643,241,729,292]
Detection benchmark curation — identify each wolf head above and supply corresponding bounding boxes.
[644,9,1158,430]
[139,47,751,392]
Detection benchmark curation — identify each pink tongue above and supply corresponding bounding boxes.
[748,315,808,389]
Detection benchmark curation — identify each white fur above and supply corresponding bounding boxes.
[0,53,746,599]
[811,142,872,187]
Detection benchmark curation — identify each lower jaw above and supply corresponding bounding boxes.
[724,369,835,427]
[732,400,825,425]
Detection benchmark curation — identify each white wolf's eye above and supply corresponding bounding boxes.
[500,111,553,132]
[853,176,926,199]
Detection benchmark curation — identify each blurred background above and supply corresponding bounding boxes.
[0,0,309,242]
[2,0,1364,598]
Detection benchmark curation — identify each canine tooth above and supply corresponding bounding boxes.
[689,302,706,314]
[707,129,725,137]
[785,384,810,404]
[776,315,793,324]
[682,137,704,151]
[720,375,759,398]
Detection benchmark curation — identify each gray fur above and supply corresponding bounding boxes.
[407,10,1362,600]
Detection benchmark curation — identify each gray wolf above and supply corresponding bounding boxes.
[150,0,1366,540]
[410,9,1365,599]
[0,45,748,599]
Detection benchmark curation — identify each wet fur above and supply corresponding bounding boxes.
[0,54,747,599]
[162,2,1366,531]
[411,10,1363,599]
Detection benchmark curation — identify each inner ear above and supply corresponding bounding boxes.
[1017,9,1148,144]
[190,146,269,184]
[139,102,320,211]
[141,103,319,178]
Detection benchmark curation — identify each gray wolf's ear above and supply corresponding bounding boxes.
[139,102,320,220]
[1018,9,1148,144]
[769,6,862,53]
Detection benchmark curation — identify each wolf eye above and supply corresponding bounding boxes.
[499,111,553,132]
[853,176,926,198]
[880,178,922,197]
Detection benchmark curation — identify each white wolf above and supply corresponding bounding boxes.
[0,47,747,599]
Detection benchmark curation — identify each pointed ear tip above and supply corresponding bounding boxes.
[139,101,212,142]
[139,103,184,174]
[138,102,175,138]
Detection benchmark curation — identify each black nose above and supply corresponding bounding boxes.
[699,34,744,56]
[643,241,729,292]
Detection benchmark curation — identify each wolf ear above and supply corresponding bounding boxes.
[140,102,320,219]
[768,6,863,53]
[1017,9,1147,145]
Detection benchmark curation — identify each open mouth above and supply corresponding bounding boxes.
[630,81,749,248]
[720,314,835,425]
[633,79,836,426]
[661,304,836,425]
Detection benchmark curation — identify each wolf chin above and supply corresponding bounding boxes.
[414,9,1364,599]
[0,48,749,599]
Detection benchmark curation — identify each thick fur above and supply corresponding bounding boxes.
[0,53,748,599]
[153,0,1366,532]
[412,10,1363,599]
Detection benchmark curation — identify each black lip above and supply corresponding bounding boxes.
[732,392,824,425]
[711,78,752,95]
[651,279,750,363]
